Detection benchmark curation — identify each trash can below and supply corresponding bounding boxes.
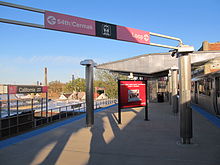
[157,92,164,102]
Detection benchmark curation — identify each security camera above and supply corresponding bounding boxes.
[169,49,177,57]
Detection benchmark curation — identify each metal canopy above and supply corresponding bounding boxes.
[96,51,220,77]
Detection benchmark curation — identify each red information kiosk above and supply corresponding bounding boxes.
[118,80,148,124]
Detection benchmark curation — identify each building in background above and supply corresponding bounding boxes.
[199,41,220,51]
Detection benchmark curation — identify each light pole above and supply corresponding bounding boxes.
[80,59,97,127]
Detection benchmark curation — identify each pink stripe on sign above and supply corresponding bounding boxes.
[8,86,17,94]
[42,86,48,93]
[117,26,150,44]
[45,11,96,36]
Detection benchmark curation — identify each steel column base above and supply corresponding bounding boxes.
[86,124,93,127]
[181,138,191,144]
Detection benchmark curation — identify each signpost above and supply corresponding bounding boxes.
[118,80,148,124]
[6,85,48,122]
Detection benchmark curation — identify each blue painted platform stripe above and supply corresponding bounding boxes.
[191,104,220,128]
[0,104,117,150]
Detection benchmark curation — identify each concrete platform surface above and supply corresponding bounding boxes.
[0,102,220,165]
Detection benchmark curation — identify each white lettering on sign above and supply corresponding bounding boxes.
[56,19,93,30]
[132,32,150,42]
[46,15,93,30]
[19,87,36,93]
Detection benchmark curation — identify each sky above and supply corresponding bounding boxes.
[0,0,220,85]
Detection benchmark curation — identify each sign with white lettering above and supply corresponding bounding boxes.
[8,85,48,94]
[44,11,150,44]
[45,11,96,36]
[119,80,147,109]
[117,26,150,44]
[17,86,42,93]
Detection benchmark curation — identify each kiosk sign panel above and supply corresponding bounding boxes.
[119,80,147,109]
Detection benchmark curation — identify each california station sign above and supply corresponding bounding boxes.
[45,11,150,45]
[8,85,48,94]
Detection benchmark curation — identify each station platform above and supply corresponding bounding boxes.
[0,102,220,165]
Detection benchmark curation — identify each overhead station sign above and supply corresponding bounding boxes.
[117,26,150,44]
[44,11,150,44]
[45,11,96,36]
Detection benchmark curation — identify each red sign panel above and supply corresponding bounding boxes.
[45,11,96,36]
[117,26,150,44]
[42,86,48,93]
[8,85,17,94]
[119,81,147,109]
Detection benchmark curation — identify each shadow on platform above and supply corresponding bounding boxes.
[0,103,220,165]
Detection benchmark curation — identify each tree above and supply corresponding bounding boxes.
[48,81,65,94]
[94,69,127,98]
[64,78,86,93]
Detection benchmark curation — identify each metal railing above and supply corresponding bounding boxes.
[0,98,117,139]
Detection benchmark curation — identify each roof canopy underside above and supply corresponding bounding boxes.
[96,51,220,77]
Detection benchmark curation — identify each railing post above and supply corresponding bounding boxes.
[51,108,53,122]
[59,107,61,119]
[16,100,19,132]
[31,99,34,128]
[46,92,48,122]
